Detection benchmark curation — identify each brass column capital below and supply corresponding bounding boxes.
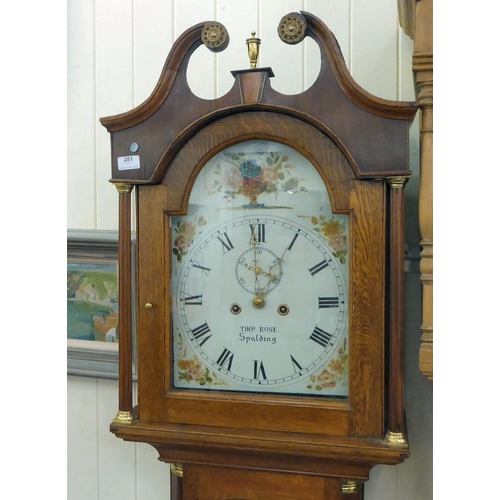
[387,176,410,189]
[114,183,134,194]
[170,463,184,477]
[342,480,363,494]
[113,410,134,425]
[385,431,408,446]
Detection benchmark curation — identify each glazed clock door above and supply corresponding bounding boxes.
[134,111,387,439]
[171,140,349,398]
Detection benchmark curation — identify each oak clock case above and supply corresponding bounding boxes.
[100,11,417,500]
[172,140,349,397]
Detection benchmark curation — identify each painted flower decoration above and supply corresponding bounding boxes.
[209,151,304,206]
[178,358,205,382]
[316,369,338,388]
[283,176,301,193]
[174,233,192,253]
[262,166,279,183]
[308,338,348,391]
[330,234,347,253]
[222,167,244,191]
[239,158,261,178]
[172,216,207,263]
[176,332,227,386]
[306,214,348,264]
[321,218,343,239]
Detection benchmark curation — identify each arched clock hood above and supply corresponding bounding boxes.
[101,11,417,185]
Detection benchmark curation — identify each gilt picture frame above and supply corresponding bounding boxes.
[67,229,136,380]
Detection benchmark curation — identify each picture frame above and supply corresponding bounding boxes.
[67,229,136,380]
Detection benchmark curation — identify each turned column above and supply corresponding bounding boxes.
[170,464,184,500]
[113,183,135,424]
[386,176,410,444]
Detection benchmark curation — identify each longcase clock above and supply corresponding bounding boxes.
[101,12,417,500]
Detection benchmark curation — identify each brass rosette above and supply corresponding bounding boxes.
[201,22,229,52]
[278,12,307,45]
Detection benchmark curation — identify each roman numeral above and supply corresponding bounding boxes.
[308,259,329,276]
[191,322,212,347]
[192,261,211,275]
[253,360,267,380]
[182,293,203,306]
[309,326,333,348]
[288,232,299,251]
[290,355,303,374]
[318,296,339,308]
[250,223,266,243]
[216,348,234,371]
[217,232,234,254]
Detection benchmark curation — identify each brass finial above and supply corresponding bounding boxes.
[246,31,261,69]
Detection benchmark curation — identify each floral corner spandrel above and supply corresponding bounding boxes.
[175,331,228,387]
[307,338,349,391]
[172,216,207,264]
[301,214,348,264]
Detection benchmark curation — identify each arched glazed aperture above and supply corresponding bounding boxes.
[160,112,356,214]
[170,139,350,397]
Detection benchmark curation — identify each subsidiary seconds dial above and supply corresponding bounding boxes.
[173,215,348,394]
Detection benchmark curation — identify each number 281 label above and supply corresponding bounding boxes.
[117,155,140,170]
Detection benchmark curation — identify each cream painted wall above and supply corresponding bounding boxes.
[67,1,432,499]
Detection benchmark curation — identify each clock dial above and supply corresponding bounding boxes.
[172,140,349,397]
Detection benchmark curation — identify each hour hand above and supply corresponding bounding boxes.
[245,264,274,278]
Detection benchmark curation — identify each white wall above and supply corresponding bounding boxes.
[67,1,432,499]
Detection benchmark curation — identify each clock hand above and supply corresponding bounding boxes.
[240,226,266,307]
[247,225,272,308]
[261,241,290,289]
[245,264,277,279]
[246,225,289,307]
[248,229,291,301]
[258,269,281,296]
[249,226,264,293]
[253,257,284,299]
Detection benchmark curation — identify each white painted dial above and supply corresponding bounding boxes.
[171,139,349,397]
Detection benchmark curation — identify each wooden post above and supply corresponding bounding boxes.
[113,183,134,424]
[416,79,433,380]
[413,0,433,380]
[397,0,433,382]
[386,176,409,444]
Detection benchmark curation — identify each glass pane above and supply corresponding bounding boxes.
[171,140,349,397]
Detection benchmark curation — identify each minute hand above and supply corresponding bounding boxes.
[259,240,291,294]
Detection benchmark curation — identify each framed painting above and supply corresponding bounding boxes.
[67,229,136,380]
